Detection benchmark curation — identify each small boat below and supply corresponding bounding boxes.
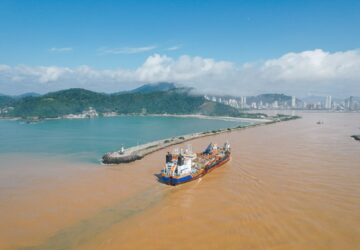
[351,135,360,141]
[161,142,231,186]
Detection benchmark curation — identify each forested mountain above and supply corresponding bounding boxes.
[0,94,15,107]
[1,86,263,119]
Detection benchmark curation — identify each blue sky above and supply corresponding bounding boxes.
[1,0,359,68]
[0,0,359,96]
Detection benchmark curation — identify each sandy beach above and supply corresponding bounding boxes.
[0,112,360,250]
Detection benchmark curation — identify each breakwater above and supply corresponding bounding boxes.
[102,115,300,164]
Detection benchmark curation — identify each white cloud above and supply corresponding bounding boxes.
[165,45,181,51]
[49,47,73,53]
[0,49,359,96]
[249,49,360,95]
[98,45,156,55]
[261,49,360,81]
[135,54,233,83]
[0,65,11,73]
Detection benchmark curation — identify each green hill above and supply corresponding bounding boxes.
[1,88,263,119]
[0,95,15,108]
[9,89,110,118]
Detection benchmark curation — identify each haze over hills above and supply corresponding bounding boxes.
[14,92,41,99]
[128,82,177,93]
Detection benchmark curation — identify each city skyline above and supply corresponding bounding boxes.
[204,93,360,111]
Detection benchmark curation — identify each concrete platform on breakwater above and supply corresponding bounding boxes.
[102,115,300,164]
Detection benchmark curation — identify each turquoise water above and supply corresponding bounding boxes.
[0,116,251,163]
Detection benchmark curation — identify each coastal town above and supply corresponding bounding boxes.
[205,94,360,111]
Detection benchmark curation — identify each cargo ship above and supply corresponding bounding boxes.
[161,142,231,185]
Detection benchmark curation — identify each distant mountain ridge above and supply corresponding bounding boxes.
[0,85,263,119]
[0,92,41,108]
[14,92,41,99]
[129,82,177,93]
[246,93,292,104]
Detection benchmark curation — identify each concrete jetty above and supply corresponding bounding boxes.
[102,135,194,164]
[101,115,300,164]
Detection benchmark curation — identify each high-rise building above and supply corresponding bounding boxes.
[228,99,238,108]
[349,96,354,110]
[240,96,247,108]
[291,96,296,108]
[272,101,278,108]
[325,95,332,109]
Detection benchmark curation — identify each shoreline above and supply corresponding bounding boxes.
[0,113,268,122]
[148,113,272,123]
[102,114,300,164]
[0,109,358,122]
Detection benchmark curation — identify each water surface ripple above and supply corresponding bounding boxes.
[0,112,359,249]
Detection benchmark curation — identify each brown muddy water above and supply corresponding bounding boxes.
[0,112,359,250]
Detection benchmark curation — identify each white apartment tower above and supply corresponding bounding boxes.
[272,101,278,108]
[325,95,332,109]
[240,96,247,108]
[291,96,296,108]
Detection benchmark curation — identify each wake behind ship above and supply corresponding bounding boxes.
[161,142,231,185]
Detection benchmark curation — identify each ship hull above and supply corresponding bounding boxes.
[162,153,230,186]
